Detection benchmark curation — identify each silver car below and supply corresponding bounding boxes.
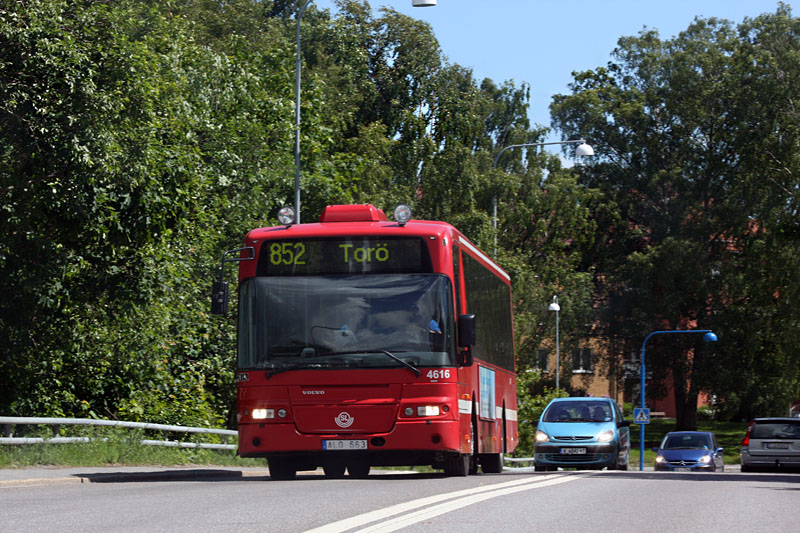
[740,417,800,472]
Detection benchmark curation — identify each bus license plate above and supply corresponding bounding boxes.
[560,447,586,455]
[322,439,367,450]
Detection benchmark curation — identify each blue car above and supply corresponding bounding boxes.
[534,397,630,471]
[653,431,725,472]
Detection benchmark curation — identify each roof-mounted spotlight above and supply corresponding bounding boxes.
[277,206,296,227]
[393,204,412,226]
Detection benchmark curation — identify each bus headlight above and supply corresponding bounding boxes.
[417,405,440,416]
[252,409,273,420]
[403,405,440,417]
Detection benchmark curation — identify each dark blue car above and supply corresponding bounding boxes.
[653,431,724,472]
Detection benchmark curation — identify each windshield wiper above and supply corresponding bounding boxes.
[265,361,331,379]
[323,350,421,377]
[377,349,421,377]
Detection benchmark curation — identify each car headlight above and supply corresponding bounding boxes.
[698,454,712,464]
[597,430,614,442]
[535,430,550,443]
[655,455,665,464]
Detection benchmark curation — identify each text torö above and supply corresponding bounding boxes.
[339,243,389,262]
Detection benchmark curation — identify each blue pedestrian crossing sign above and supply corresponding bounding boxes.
[633,408,651,424]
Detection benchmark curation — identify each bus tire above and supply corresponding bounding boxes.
[347,462,370,478]
[323,461,347,479]
[444,453,470,476]
[480,453,504,474]
[268,459,297,480]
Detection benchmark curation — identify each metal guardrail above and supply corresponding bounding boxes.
[0,416,237,451]
[504,456,535,469]
[1,416,535,459]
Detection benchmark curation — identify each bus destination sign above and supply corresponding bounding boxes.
[256,237,433,275]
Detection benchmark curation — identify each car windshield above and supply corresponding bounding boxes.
[751,421,800,440]
[661,434,711,450]
[237,274,455,371]
[543,402,612,422]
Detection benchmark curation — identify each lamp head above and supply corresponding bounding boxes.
[412,0,437,5]
[548,295,560,312]
[575,143,594,157]
[703,331,718,342]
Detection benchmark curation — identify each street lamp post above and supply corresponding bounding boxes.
[548,295,561,390]
[293,0,434,223]
[491,139,594,255]
[293,0,312,224]
[638,329,718,471]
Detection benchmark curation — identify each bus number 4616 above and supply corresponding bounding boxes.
[426,369,450,380]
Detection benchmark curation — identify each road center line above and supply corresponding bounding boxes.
[305,473,585,533]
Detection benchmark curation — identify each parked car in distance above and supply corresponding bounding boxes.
[534,397,630,471]
[740,417,800,472]
[653,431,724,472]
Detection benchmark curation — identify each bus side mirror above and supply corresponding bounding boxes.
[457,314,476,347]
[457,314,475,367]
[210,246,255,316]
[211,280,229,315]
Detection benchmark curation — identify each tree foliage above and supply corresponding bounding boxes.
[552,4,800,425]
[1,0,586,425]
[4,0,794,432]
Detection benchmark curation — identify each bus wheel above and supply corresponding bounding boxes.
[323,461,347,479]
[348,462,370,478]
[480,453,504,474]
[444,453,470,476]
[469,418,479,475]
[268,459,297,480]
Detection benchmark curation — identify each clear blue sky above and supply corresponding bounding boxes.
[314,0,788,146]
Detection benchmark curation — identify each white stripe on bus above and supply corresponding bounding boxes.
[457,237,511,281]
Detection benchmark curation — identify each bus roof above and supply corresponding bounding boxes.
[242,204,509,282]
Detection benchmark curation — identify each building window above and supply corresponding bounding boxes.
[535,349,550,372]
[572,348,593,374]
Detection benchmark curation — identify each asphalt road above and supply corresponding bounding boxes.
[2,465,797,532]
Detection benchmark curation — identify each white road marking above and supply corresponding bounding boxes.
[305,473,585,533]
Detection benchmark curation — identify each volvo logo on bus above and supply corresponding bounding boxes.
[302,390,325,395]
[335,412,354,428]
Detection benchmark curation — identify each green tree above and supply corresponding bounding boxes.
[551,5,800,426]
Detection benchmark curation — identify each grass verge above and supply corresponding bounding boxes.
[628,418,748,467]
[0,426,261,468]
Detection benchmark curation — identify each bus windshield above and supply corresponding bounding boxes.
[238,274,455,372]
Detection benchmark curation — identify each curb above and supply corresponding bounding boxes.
[0,469,271,487]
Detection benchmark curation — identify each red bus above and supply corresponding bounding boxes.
[212,204,517,479]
